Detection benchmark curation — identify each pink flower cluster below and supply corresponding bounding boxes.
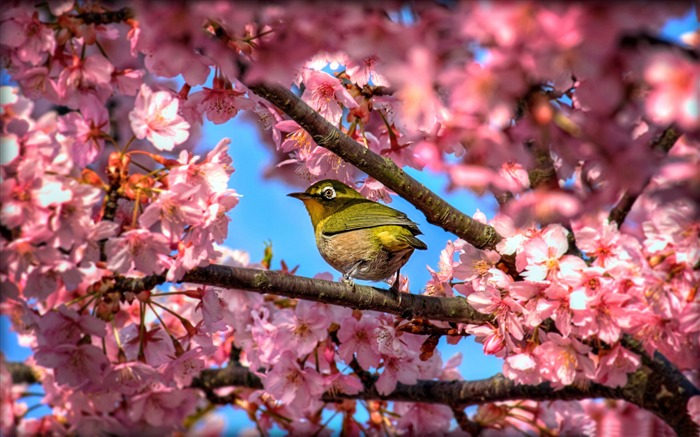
[1,81,238,433]
[428,209,699,390]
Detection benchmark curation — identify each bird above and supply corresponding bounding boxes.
[288,179,427,289]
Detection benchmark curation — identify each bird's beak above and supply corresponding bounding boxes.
[288,192,313,201]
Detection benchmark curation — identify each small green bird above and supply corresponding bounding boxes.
[288,179,427,288]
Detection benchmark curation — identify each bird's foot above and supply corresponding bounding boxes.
[341,273,358,291]
[388,270,402,294]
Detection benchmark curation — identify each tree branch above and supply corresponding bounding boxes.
[115,264,493,325]
[246,82,502,250]
[185,362,700,437]
[76,7,135,25]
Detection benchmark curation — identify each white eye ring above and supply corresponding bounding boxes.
[321,186,336,199]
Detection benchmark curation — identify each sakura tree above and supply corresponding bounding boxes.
[1,1,699,435]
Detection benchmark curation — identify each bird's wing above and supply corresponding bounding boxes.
[322,201,423,236]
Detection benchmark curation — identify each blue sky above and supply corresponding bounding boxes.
[1,5,697,435]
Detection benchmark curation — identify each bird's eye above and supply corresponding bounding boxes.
[321,186,336,199]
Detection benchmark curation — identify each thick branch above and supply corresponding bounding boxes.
[247,82,502,250]
[191,363,700,436]
[116,264,493,325]
[76,7,134,25]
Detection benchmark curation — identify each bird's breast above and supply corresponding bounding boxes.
[315,227,415,281]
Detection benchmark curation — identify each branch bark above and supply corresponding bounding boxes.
[175,361,700,437]
[247,82,502,250]
[116,264,493,325]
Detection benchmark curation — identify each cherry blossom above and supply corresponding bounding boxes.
[644,51,700,131]
[129,84,191,151]
[300,70,358,125]
[105,229,171,275]
[263,351,325,415]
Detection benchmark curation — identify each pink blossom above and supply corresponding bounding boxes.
[439,352,463,381]
[574,216,641,269]
[276,119,316,153]
[504,190,582,227]
[453,242,501,282]
[643,199,699,266]
[57,95,109,167]
[129,84,190,151]
[263,351,325,414]
[445,60,526,129]
[534,333,595,388]
[103,362,162,396]
[516,224,580,281]
[503,350,543,385]
[53,53,114,109]
[324,373,363,396]
[0,361,17,436]
[594,345,641,388]
[247,306,283,369]
[273,300,331,357]
[128,386,199,429]
[413,140,444,172]
[644,52,700,131]
[105,229,171,275]
[375,355,419,395]
[356,177,393,204]
[112,68,146,96]
[121,324,176,367]
[169,138,234,195]
[139,183,205,241]
[68,416,127,437]
[386,46,446,133]
[689,396,700,428]
[194,83,254,125]
[337,315,381,370]
[37,267,82,301]
[468,285,526,342]
[449,164,504,194]
[537,400,597,436]
[570,280,632,344]
[366,128,423,170]
[35,344,110,388]
[16,416,66,437]
[300,70,358,125]
[0,7,56,65]
[0,134,20,168]
[198,286,228,333]
[467,323,507,355]
[47,180,102,251]
[346,55,389,87]
[582,399,676,436]
[498,161,530,193]
[35,305,105,347]
[424,240,459,297]
[163,347,207,389]
[493,214,533,256]
[394,402,453,435]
